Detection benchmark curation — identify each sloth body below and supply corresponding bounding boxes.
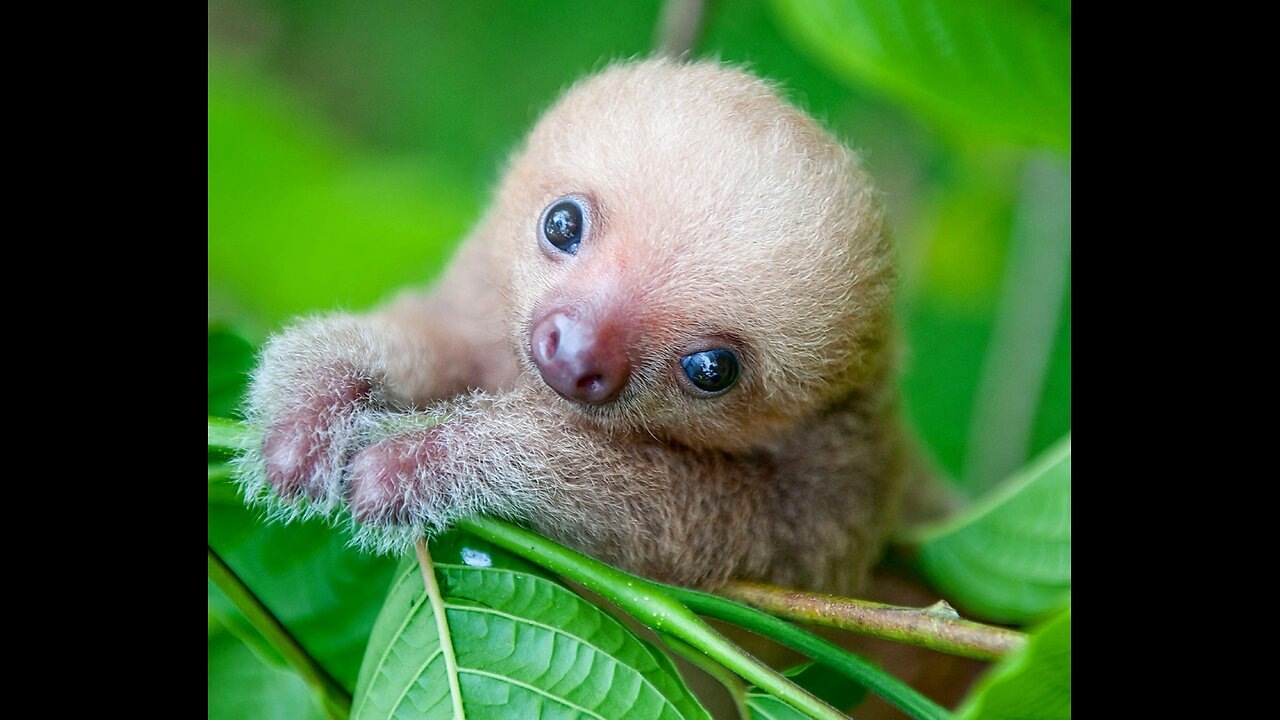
[240,58,906,594]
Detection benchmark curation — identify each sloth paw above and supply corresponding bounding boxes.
[260,370,374,505]
[346,428,448,525]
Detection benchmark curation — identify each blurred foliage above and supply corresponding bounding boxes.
[917,435,1071,623]
[207,62,477,327]
[209,613,327,720]
[769,0,1070,150]
[956,609,1071,720]
[746,662,868,717]
[209,0,1069,716]
[208,501,399,692]
[208,325,257,419]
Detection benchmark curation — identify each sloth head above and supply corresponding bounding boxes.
[484,58,894,451]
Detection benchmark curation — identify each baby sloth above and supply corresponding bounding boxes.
[239,58,905,594]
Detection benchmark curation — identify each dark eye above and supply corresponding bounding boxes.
[541,197,586,254]
[680,349,740,395]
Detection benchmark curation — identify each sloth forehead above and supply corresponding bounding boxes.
[529,65,846,212]
[521,61,867,272]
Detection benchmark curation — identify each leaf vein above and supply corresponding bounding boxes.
[442,602,682,715]
[458,668,610,720]
[382,648,444,720]
[353,562,428,718]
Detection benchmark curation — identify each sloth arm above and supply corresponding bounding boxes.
[245,230,516,502]
[346,382,898,592]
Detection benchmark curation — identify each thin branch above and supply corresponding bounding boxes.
[659,582,952,720]
[207,546,352,719]
[719,581,1026,662]
[653,0,709,57]
[209,415,251,451]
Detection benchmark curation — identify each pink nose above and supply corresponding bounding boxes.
[530,309,631,404]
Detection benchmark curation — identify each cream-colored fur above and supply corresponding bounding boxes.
[237,57,905,594]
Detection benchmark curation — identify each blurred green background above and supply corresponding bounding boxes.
[209,1,1069,716]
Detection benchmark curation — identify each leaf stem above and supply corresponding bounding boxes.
[659,632,751,720]
[963,156,1071,491]
[653,0,708,57]
[718,581,1026,661]
[659,583,952,720]
[207,546,352,720]
[414,538,466,720]
[208,415,251,451]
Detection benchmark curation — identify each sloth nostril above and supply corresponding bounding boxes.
[577,374,603,392]
[542,328,559,360]
[532,319,561,365]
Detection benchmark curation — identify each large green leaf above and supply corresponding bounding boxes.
[916,434,1070,623]
[956,608,1070,720]
[353,539,712,720]
[768,0,1070,150]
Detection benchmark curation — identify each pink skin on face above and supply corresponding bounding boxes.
[529,307,632,405]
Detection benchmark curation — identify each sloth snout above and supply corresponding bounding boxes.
[530,308,631,405]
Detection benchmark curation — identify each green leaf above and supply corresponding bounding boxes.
[465,518,930,720]
[746,692,806,720]
[916,434,1070,623]
[956,608,1070,720]
[746,662,868,718]
[783,662,866,712]
[352,539,712,720]
[768,0,1070,150]
[209,324,257,419]
[209,459,244,504]
[209,618,327,720]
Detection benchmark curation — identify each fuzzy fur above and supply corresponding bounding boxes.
[235,57,906,595]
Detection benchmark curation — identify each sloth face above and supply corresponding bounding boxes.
[528,193,744,407]
[489,60,893,451]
